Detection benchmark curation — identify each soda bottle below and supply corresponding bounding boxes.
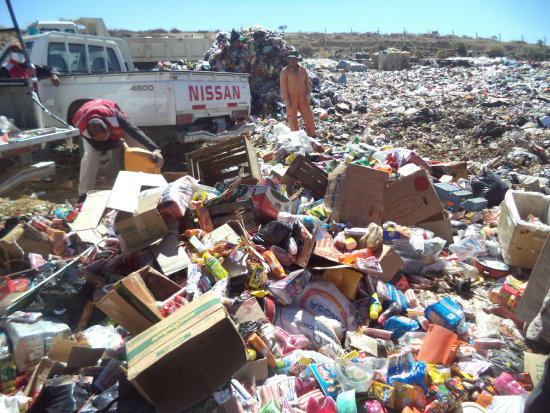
[369,293,382,320]
[377,302,402,326]
[246,333,276,368]
[52,230,66,256]
[338,248,374,265]
[278,212,323,228]
[195,201,214,232]
[263,250,286,279]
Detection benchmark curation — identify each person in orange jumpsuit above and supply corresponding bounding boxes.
[280,51,316,137]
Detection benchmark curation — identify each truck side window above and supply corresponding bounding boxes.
[89,45,105,73]
[107,48,121,72]
[47,42,68,74]
[68,43,87,73]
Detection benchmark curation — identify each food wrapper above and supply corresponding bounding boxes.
[370,381,395,409]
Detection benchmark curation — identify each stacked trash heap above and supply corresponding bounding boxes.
[2,114,550,412]
[205,27,294,115]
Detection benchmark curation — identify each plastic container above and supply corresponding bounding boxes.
[195,201,214,232]
[202,252,228,281]
[278,212,323,228]
[269,245,295,267]
[338,248,374,265]
[333,358,371,392]
[263,250,286,279]
[497,190,550,269]
[124,147,160,174]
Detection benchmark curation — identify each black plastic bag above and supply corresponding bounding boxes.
[471,168,510,207]
[252,220,294,248]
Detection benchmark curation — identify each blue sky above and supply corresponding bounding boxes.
[1,0,549,44]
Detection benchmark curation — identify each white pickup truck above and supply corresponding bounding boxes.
[0,31,253,173]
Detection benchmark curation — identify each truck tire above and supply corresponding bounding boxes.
[78,136,123,178]
[97,147,124,177]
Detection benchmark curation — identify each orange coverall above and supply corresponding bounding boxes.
[280,65,316,137]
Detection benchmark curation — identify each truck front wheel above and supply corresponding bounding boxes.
[97,147,124,177]
[79,136,124,178]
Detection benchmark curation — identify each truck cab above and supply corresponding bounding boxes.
[0,31,135,76]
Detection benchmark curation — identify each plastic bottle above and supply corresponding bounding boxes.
[344,237,357,250]
[377,302,402,326]
[278,212,323,228]
[337,248,374,264]
[263,250,286,279]
[0,349,16,394]
[52,230,66,256]
[203,252,228,281]
[269,245,295,267]
[369,293,382,320]
[184,228,207,239]
[246,333,276,368]
[195,201,214,232]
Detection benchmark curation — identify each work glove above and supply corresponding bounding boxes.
[306,94,312,102]
[284,100,291,107]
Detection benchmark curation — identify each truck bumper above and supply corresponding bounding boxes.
[176,123,256,144]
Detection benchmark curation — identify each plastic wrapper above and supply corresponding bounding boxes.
[370,381,395,409]
[489,395,527,413]
[156,175,198,220]
[388,361,428,394]
[383,316,419,339]
[449,235,486,260]
[493,372,527,395]
[424,297,464,330]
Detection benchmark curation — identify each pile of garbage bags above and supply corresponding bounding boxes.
[204,27,294,115]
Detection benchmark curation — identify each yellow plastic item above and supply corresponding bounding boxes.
[322,267,363,301]
[124,148,160,174]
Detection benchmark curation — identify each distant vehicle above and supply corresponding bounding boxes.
[0,31,252,174]
[28,18,213,70]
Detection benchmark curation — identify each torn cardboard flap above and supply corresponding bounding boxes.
[383,169,443,226]
[150,233,191,275]
[107,171,167,213]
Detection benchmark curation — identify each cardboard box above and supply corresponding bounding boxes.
[115,189,169,254]
[97,266,181,336]
[418,210,454,245]
[313,229,404,282]
[268,269,311,305]
[324,164,388,226]
[126,291,247,412]
[383,169,444,227]
[249,185,294,221]
[233,358,269,382]
[24,341,104,399]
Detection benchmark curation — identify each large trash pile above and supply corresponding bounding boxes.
[0,59,550,413]
[204,27,294,115]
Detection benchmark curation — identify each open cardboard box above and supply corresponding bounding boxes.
[71,171,191,274]
[313,228,404,282]
[126,291,247,413]
[97,266,181,336]
[24,340,105,400]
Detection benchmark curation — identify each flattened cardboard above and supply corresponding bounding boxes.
[383,169,443,226]
[71,190,111,231]
[324,164,388,226]
[313,228,403,282]
[126,291,247,413]
[150,233,191,275]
